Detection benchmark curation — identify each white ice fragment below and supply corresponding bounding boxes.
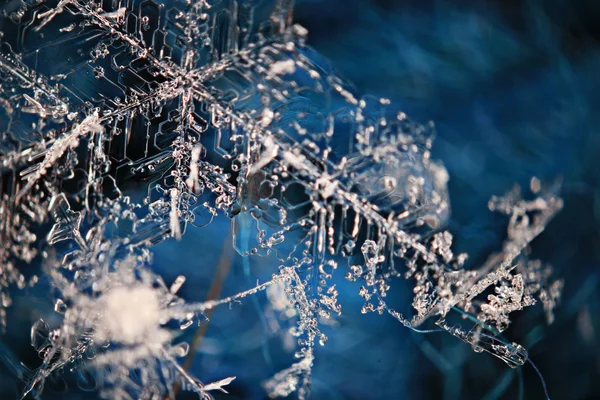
[203,376,236,393]
[101,7,127,22]
[333,83,358,105]
[292,24,309,37]
[282,150,318,174]
[430,161,449,188]
[292,121,307,136]
[261,108,275,127]
[170,188,182,240]
[269,59,296,77]
[59,24,76,33]
[263,353,313,399]
[249,136,279,176]
[185,145,202,192]
[316,175,338,199]
[98,286,166,345]
[170,275,186,294]
[22,94,47,117]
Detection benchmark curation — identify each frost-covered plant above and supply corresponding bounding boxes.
[0,0,563,398]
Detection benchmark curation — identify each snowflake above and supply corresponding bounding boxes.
[0,0,562,399]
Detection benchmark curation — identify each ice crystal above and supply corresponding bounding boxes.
[0,0,563,398]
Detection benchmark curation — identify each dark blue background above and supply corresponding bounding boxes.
[289,1,600,399]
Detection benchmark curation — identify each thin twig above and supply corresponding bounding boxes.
[170,229,234,399]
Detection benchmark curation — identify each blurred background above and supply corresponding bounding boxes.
[2,0,600,399]
[289,1,600,399]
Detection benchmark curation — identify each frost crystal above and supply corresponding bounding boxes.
[99,285,163,345]
[0,0,563,398]
[26,246,243,399]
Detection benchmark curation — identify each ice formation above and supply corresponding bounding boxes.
[0,0,562,398]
